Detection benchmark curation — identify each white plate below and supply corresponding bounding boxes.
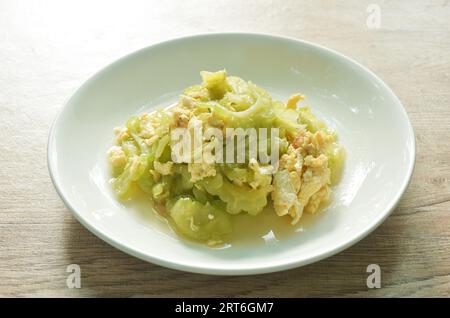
[48,33,415,275]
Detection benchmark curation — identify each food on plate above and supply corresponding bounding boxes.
[108,70,344,245]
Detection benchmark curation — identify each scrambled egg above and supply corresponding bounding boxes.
[188,162,217,182]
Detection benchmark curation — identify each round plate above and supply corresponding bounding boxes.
[48,33,415,275]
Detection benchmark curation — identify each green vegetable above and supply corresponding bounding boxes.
[298,107,327,133]
[328,144,345,184]
[112,154,148,199]
[200,70,231,100]
[169,197,232,242]
[199,174,271,215]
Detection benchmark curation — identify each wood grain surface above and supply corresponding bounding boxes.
[0,0,449,297]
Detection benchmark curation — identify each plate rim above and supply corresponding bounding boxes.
[47,32,416,275]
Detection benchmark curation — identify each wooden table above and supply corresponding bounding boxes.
[1,0,449,297]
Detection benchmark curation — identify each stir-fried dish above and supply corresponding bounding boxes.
[108,70,344,245]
